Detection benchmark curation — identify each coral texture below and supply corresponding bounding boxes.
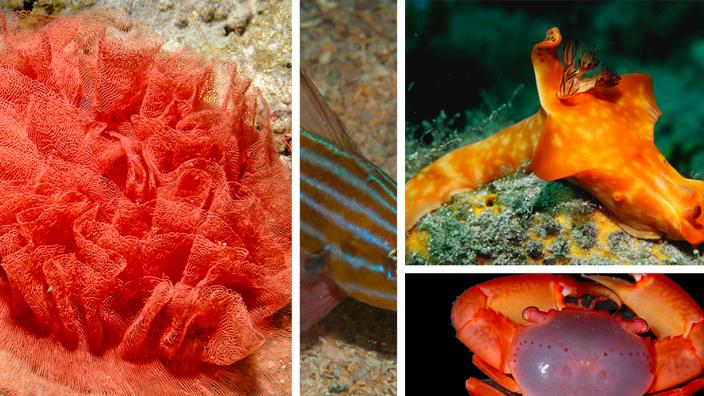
[0,10,290,394]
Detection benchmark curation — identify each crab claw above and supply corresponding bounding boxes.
[583,275,703,339]
[584,274,704,392]
[451,282,520,374]
[451,275,582,374]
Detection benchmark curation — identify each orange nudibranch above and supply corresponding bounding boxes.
[406,27,704,246]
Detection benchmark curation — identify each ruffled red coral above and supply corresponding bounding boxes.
[0,10,291,394]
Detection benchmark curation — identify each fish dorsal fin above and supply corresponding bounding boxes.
[301,70,360,155]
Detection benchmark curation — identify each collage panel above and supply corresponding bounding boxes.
[0,1,292,395]
[406,273,704,395]
[3,1,704,395]
[300,0,397,394]
[405,1,704,265]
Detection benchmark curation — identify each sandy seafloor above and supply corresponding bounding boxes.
[301,0,397,395]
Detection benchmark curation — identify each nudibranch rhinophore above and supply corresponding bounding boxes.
[406,27,704,246]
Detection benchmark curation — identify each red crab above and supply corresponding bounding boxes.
[451,274,704,396]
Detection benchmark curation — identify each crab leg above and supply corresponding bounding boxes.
[584,274,704,394]
[466,377,513,396]
[469,355,520,393]
[451,274,621,393]
[650,378,704,395]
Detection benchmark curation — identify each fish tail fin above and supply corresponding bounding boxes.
[405,110,546,231]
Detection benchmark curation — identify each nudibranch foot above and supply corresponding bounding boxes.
[570,168,704,245]
[612,221,662,241]
[405,111,545,231]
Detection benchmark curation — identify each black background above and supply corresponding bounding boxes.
[405,273,704,395]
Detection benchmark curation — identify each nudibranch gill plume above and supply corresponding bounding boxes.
[406,27,704,246]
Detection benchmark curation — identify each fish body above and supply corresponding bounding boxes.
[300,71,396,329]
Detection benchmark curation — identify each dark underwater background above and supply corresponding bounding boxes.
[406,1,704,179]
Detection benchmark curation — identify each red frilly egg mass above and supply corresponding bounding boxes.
[0,10,291,395]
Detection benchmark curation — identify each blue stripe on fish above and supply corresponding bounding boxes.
[300,221,390,277]
[301,173,396,234]
[302,130,397,202]
[301,192,393,252]
[300,146,396,215]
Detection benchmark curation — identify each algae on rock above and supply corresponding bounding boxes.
[407,172,704,266]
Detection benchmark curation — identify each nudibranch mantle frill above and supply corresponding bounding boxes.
[406,27,704,246]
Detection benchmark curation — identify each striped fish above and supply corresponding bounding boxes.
[300,71,397,330]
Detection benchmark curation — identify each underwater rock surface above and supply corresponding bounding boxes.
[407,172,704,266]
